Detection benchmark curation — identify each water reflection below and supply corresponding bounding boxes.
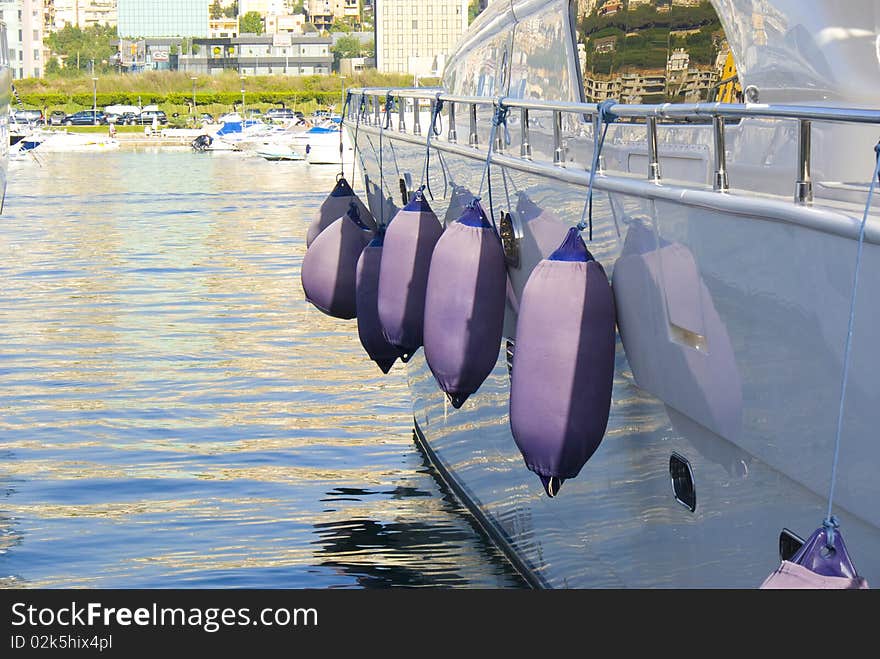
[0,151,524,589]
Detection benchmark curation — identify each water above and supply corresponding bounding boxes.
[0,149,524,588]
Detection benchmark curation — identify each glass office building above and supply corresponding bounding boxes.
[118,0,208,38]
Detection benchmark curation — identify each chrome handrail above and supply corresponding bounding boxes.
[350,87,880,126]
[347,87,880,204]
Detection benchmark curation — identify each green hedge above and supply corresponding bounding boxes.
[19,89,342,108]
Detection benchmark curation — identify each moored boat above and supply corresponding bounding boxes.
[339,0,880,587]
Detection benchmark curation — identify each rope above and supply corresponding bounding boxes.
[420,93,444,200]
[576,99,619,241]
[339,90,350,179]
[823,142,880,548]
[349,94,366,188]
[473,100,510,234]
[376,92,393,229]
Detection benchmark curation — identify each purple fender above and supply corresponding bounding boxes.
[423,201,507,408]
[306,176,374,247]
[377,190,444,360]
[301,204,374,319]
[509,228,616,497]
[356,233,404,373]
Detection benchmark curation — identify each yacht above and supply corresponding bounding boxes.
[340,0,880,587]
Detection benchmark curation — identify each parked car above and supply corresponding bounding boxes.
[64,110,107,126]
[198,113,215,123]
[265,108,297,121]
[12,109,44,124]
[48,110,67,126]
[134,110,168,125]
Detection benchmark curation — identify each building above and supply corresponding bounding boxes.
[666,47,688,72]
[597,0,623,16]
[584,76,620,102]
[628,0,652,7]
[618,69,666,103]
[117,0,208,38]
[51,0,117,29]
[374,0,467,76]
[2,0,46,78]
[576,0,600,17]
[306,0,359,32]
[592,35,617,54]
[239,0,287,15]
[266,12,306,34]
[178,33,332,75]
[209,17,238,38]
[339,55,373,75]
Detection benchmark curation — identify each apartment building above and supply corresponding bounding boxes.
[51,0,117,29]
[374,0,467,76]
[1,0,45,78]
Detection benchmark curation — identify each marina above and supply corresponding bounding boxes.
[2,0,879,591]
[0,150,523,588]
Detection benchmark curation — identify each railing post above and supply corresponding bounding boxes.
[413,98,422,136]
[713,115,729,192]
[468,103,478,146]
[647,116,661,182]
[373,95,381,127]
[447,102,457,143]
[520,108,531,159]
[553,110,565,165]
[795,119,813,205]
[398,94,406,133]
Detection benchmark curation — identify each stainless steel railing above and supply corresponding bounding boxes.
[346,87,880,206]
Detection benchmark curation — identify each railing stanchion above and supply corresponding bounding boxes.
[447,101,457,143]
[413,98,422,136]
[795,119,813,205]
[647,116,661,182]
[398,94,406,133]
[553,110,565,165]
[469,103,479,147]
[520,108,531,159]
[713,115,729,192]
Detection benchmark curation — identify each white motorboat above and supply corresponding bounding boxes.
[340,0,880,588]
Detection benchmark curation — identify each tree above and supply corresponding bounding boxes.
[223,1,238,18]
[332,35,363,61]
[239,10,264,34]
[45,23,117,75]
[210,0,223,19]
[44,57,61,75]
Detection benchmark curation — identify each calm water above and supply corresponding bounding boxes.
[0,149,523,588]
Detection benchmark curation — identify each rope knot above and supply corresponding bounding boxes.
[823,515,840,549]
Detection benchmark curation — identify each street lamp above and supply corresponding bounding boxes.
[240,75,246,117]
[339,75,346,117]
[92,77,98,125]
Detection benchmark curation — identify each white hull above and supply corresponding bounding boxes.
[345,0,880,587]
